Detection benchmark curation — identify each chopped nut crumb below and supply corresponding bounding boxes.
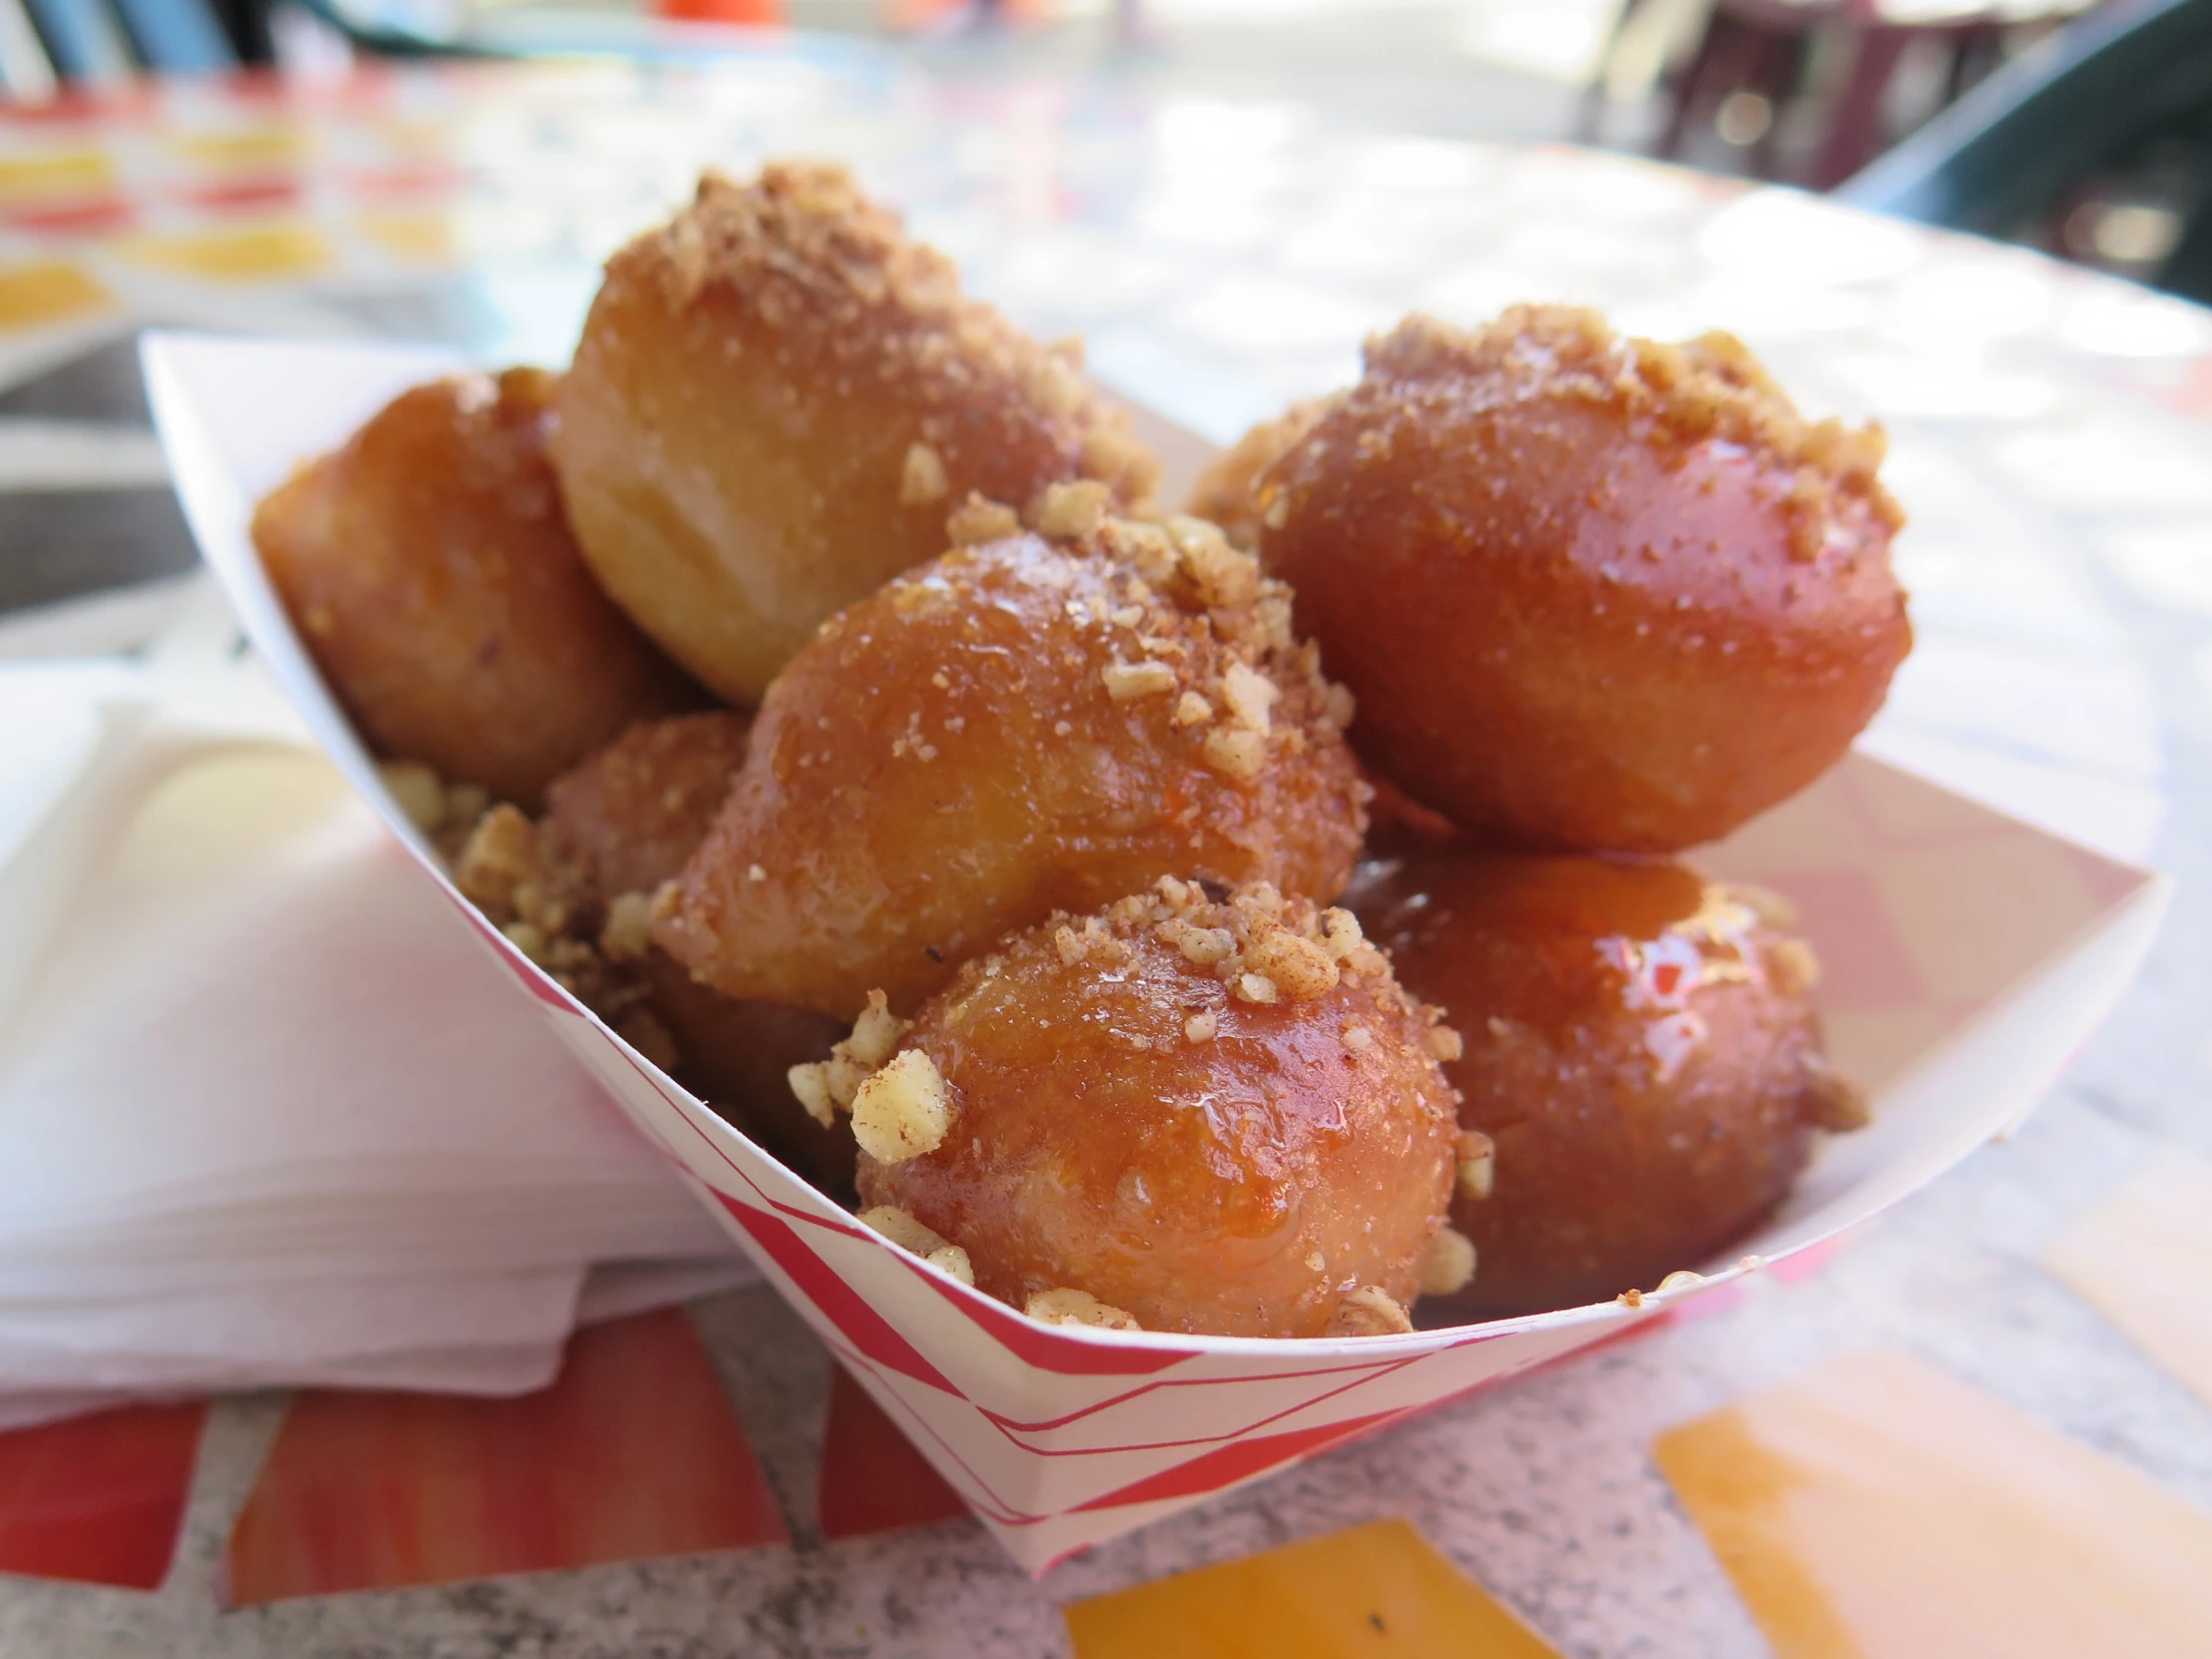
[1165,515,1261,610]
[377,760,445,832]
[1203,725,1268,784]
[1328,1287,1413,1337]
[1054,924,1088,966]
[1319,907,1365,961]
[1024,1288,1141,1331]
[1768,935,1822,996]
[1419,1229,1477,1296]
[599,890,655,960]
[1172,691,1214,727]
[1184,1010,1218,1043]
[454,805,542,918]
[1322,681,1358,731]
[1304,1251,1326,1273]
[1102,659,1178,701]
[859,1204,952,1257]
[1158,918,1236,966]
[850,1048,952,1164]
[1232,971,1280,1005]
[1243,922,1340,1001]
[748,863,768,881]
[1342,1024,1375,1052]
[1219,662,1278,735]
[1456,1130,1496,1200]
[1425,1022,1464,1063]
[844,989,909,1068]
[1029,478,1111,539]
[1804,1062,1870,1132]
[899,440,949,505]
[946,493,1021,546]
[789,1063,836,1128]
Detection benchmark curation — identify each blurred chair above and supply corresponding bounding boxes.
[1840,0,2212,301]
[13,0,241,83]
[1653,0,2094,187]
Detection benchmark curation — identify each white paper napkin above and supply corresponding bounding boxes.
[0,585,752,1428]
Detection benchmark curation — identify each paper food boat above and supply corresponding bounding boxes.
[145,332,2168,1572]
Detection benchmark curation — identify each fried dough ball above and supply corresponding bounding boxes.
[1259,307,1912,852]
[653,497,1368,1018]
[551,164,1161,706]
[254,367,700,811]
[541,710,753,900]
[1185,397,1332,551]
[844,880,1465,1339]
[1351,849,1867,1317]
[537,713,852,1195]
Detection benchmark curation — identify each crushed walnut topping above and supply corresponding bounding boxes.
[1027,478,1111,539]
[626,165,1158,504]
[1204,725,1268,784]
[455,806,584,941]
[1366,307,1905,556]
[1328,1286,1413,1337]
[1803,1060,1870,1132]
[945,492,1022,547]
[1456,1130,1496,1201]
[899,440,949,505]
[377,760,445,834]
[1767,935,1822,997]
[599,890,656,960]
[1219,662,1278,735]
[849,1048,952,1164]
[1024,1288,1141,1332]
[1419,1229,1477,1296]
[1102,659,1178,701]
[788,989,912,1128]
[858,1205,975,1286]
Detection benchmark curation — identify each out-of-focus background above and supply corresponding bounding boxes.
[3,0,2206,302]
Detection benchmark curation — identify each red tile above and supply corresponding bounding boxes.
[816,1367,970,1541]
[1,197,139,237]
[0,1401,208,1590]
[224,1309,786,1603]
[177,177,303,213]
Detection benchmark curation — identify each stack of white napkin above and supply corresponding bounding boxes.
[0,584,750,1431]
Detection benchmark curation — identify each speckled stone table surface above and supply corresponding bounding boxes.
[3,55,2211,1657]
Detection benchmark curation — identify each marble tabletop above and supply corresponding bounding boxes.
[2,54,2210,1658]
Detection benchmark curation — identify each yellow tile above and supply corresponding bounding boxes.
[0,150,117,201]
[1655,1348,2212,1659]
[122,224,332,282]
[170,129,312,171]
[2044,1150,2212,1409]
[1063,1518,1562,1659]
[358,210,455,265]
[0,262,116,331]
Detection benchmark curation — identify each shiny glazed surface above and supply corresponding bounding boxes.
[252,367,699,810]
[1260,307,1912,852]
[1353,848,1852,1315]
[857,882,1461,1338]
[654,515,1368,1018]
[551,164,1158,706]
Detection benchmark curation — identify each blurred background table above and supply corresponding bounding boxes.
[2,29,2212,1659]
